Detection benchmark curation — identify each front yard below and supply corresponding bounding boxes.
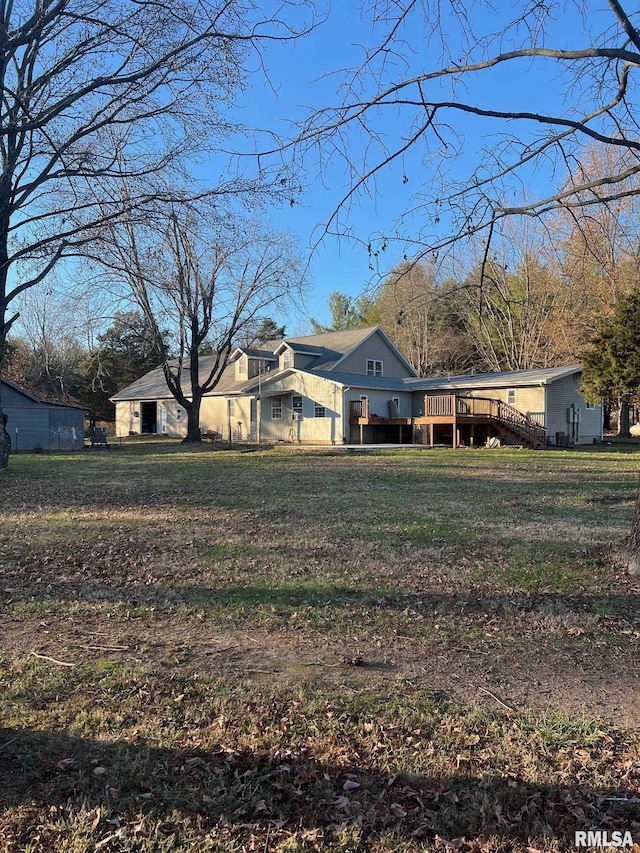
[1,442,639,851]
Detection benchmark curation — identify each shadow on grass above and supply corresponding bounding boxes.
[5,577,640,621]
[1,726,638,849]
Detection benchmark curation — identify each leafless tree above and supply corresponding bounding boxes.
[294,1,640,263]
[292,0,640,569]
[92,200,303,442]
[0,0,316,470]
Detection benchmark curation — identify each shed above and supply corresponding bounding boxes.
[1,379,85,451]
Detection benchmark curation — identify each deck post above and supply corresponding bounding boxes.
[360,423,363,445]
[429,423,434,447]
[452,423,457,449]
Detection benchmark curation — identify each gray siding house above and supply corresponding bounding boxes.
[1,379,85,451]
[112,328,602,448]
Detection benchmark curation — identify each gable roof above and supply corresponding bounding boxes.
[1,377,41,403]
[406,364,582,392]
[111,326,420,402]
[330,326,419,377]
[1,378,85,410]
[110,356,267,402]
[230,345,280,361]
[275,326,419,376]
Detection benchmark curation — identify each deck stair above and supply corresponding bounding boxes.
[422,395,546,449]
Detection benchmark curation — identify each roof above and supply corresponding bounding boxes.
[309,370,410,392]
[112,326,452,403]
[1,377,85,410]
[1,377,40,403]
[273,327,375,371]
[283,327,374,354]
[111,357,266,402]
[231,346,279,360]
[406,364,582,392]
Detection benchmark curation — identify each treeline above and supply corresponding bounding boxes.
[315,197,640,381]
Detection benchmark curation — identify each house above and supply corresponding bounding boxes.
[1,379,85,451]
[111,328,602,447]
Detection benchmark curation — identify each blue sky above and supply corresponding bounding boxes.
[215,0,609,333]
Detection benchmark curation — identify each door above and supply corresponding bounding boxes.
[141,401,157,434]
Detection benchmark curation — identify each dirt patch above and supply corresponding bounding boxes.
[5,612,639,730]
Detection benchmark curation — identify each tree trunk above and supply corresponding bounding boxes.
[618,398,631,438]
[0,413,10,471]
[183,396,202,443]
[626,485,640,575]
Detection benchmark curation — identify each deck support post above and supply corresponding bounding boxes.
[429,423,434,447]
[360,423,363,445]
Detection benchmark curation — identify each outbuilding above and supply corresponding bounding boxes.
[1,379,84,451]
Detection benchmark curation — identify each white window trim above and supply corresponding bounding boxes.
[271,396,282,419]
[585,401,596,410]
[292,395,303,415]
[314,396,326,418]
[366,359,383,377]
[506,388,517,406]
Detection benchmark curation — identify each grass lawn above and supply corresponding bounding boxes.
[1,440,639,851]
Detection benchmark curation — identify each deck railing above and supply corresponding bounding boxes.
[424,395,546,447]
[493,399,546,447]
[425,395,454,416]
[350,399,369,419]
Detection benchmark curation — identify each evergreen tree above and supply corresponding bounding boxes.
[581,290,640,437]
[310,292,375,333]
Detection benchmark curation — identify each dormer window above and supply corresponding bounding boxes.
[238,356,247,375]
[283,352,291,369]
[366,359,383,377]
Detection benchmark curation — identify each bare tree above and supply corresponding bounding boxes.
[93,201,303,442]
[295,1,640,263]
[0,0,316,469]
[292,0,640,570]
[371,262,475,376]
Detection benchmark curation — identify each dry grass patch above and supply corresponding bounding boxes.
[1,445,640,851]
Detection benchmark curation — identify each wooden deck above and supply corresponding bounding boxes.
[349,399,412,444]
[349,396,546,448]
[417,395,546,448]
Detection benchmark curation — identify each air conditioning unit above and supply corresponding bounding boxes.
[292,412,301,421]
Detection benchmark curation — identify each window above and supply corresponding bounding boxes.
[238,356,247,375]
[314,396,326,418]
[506,388,517,406]
[292,395,303,416]
[227,399,235,417]
[366,359,383,377]
[585,401,596,410]
[392,396,400,410]
[283,352,291,369]
[176,407,183,421]
[271,396,282,419]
